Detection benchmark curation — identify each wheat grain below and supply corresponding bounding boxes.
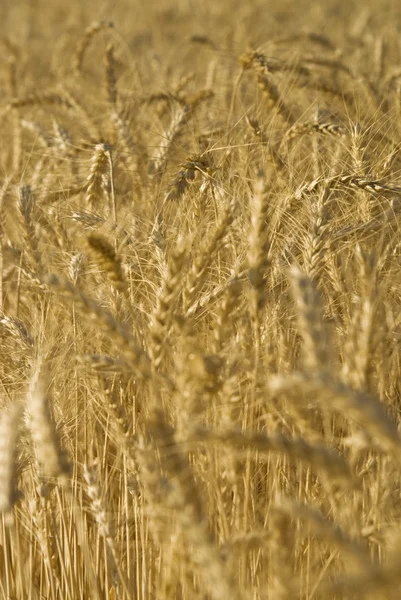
[27,373,71,481]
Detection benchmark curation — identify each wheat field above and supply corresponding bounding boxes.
[3,0,401,598]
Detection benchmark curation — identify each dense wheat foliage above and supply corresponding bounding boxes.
[4,0,401,598]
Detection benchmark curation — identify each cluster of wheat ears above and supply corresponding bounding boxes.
[3,1,401,598]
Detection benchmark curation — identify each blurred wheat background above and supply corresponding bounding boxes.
[3,0,401,598]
